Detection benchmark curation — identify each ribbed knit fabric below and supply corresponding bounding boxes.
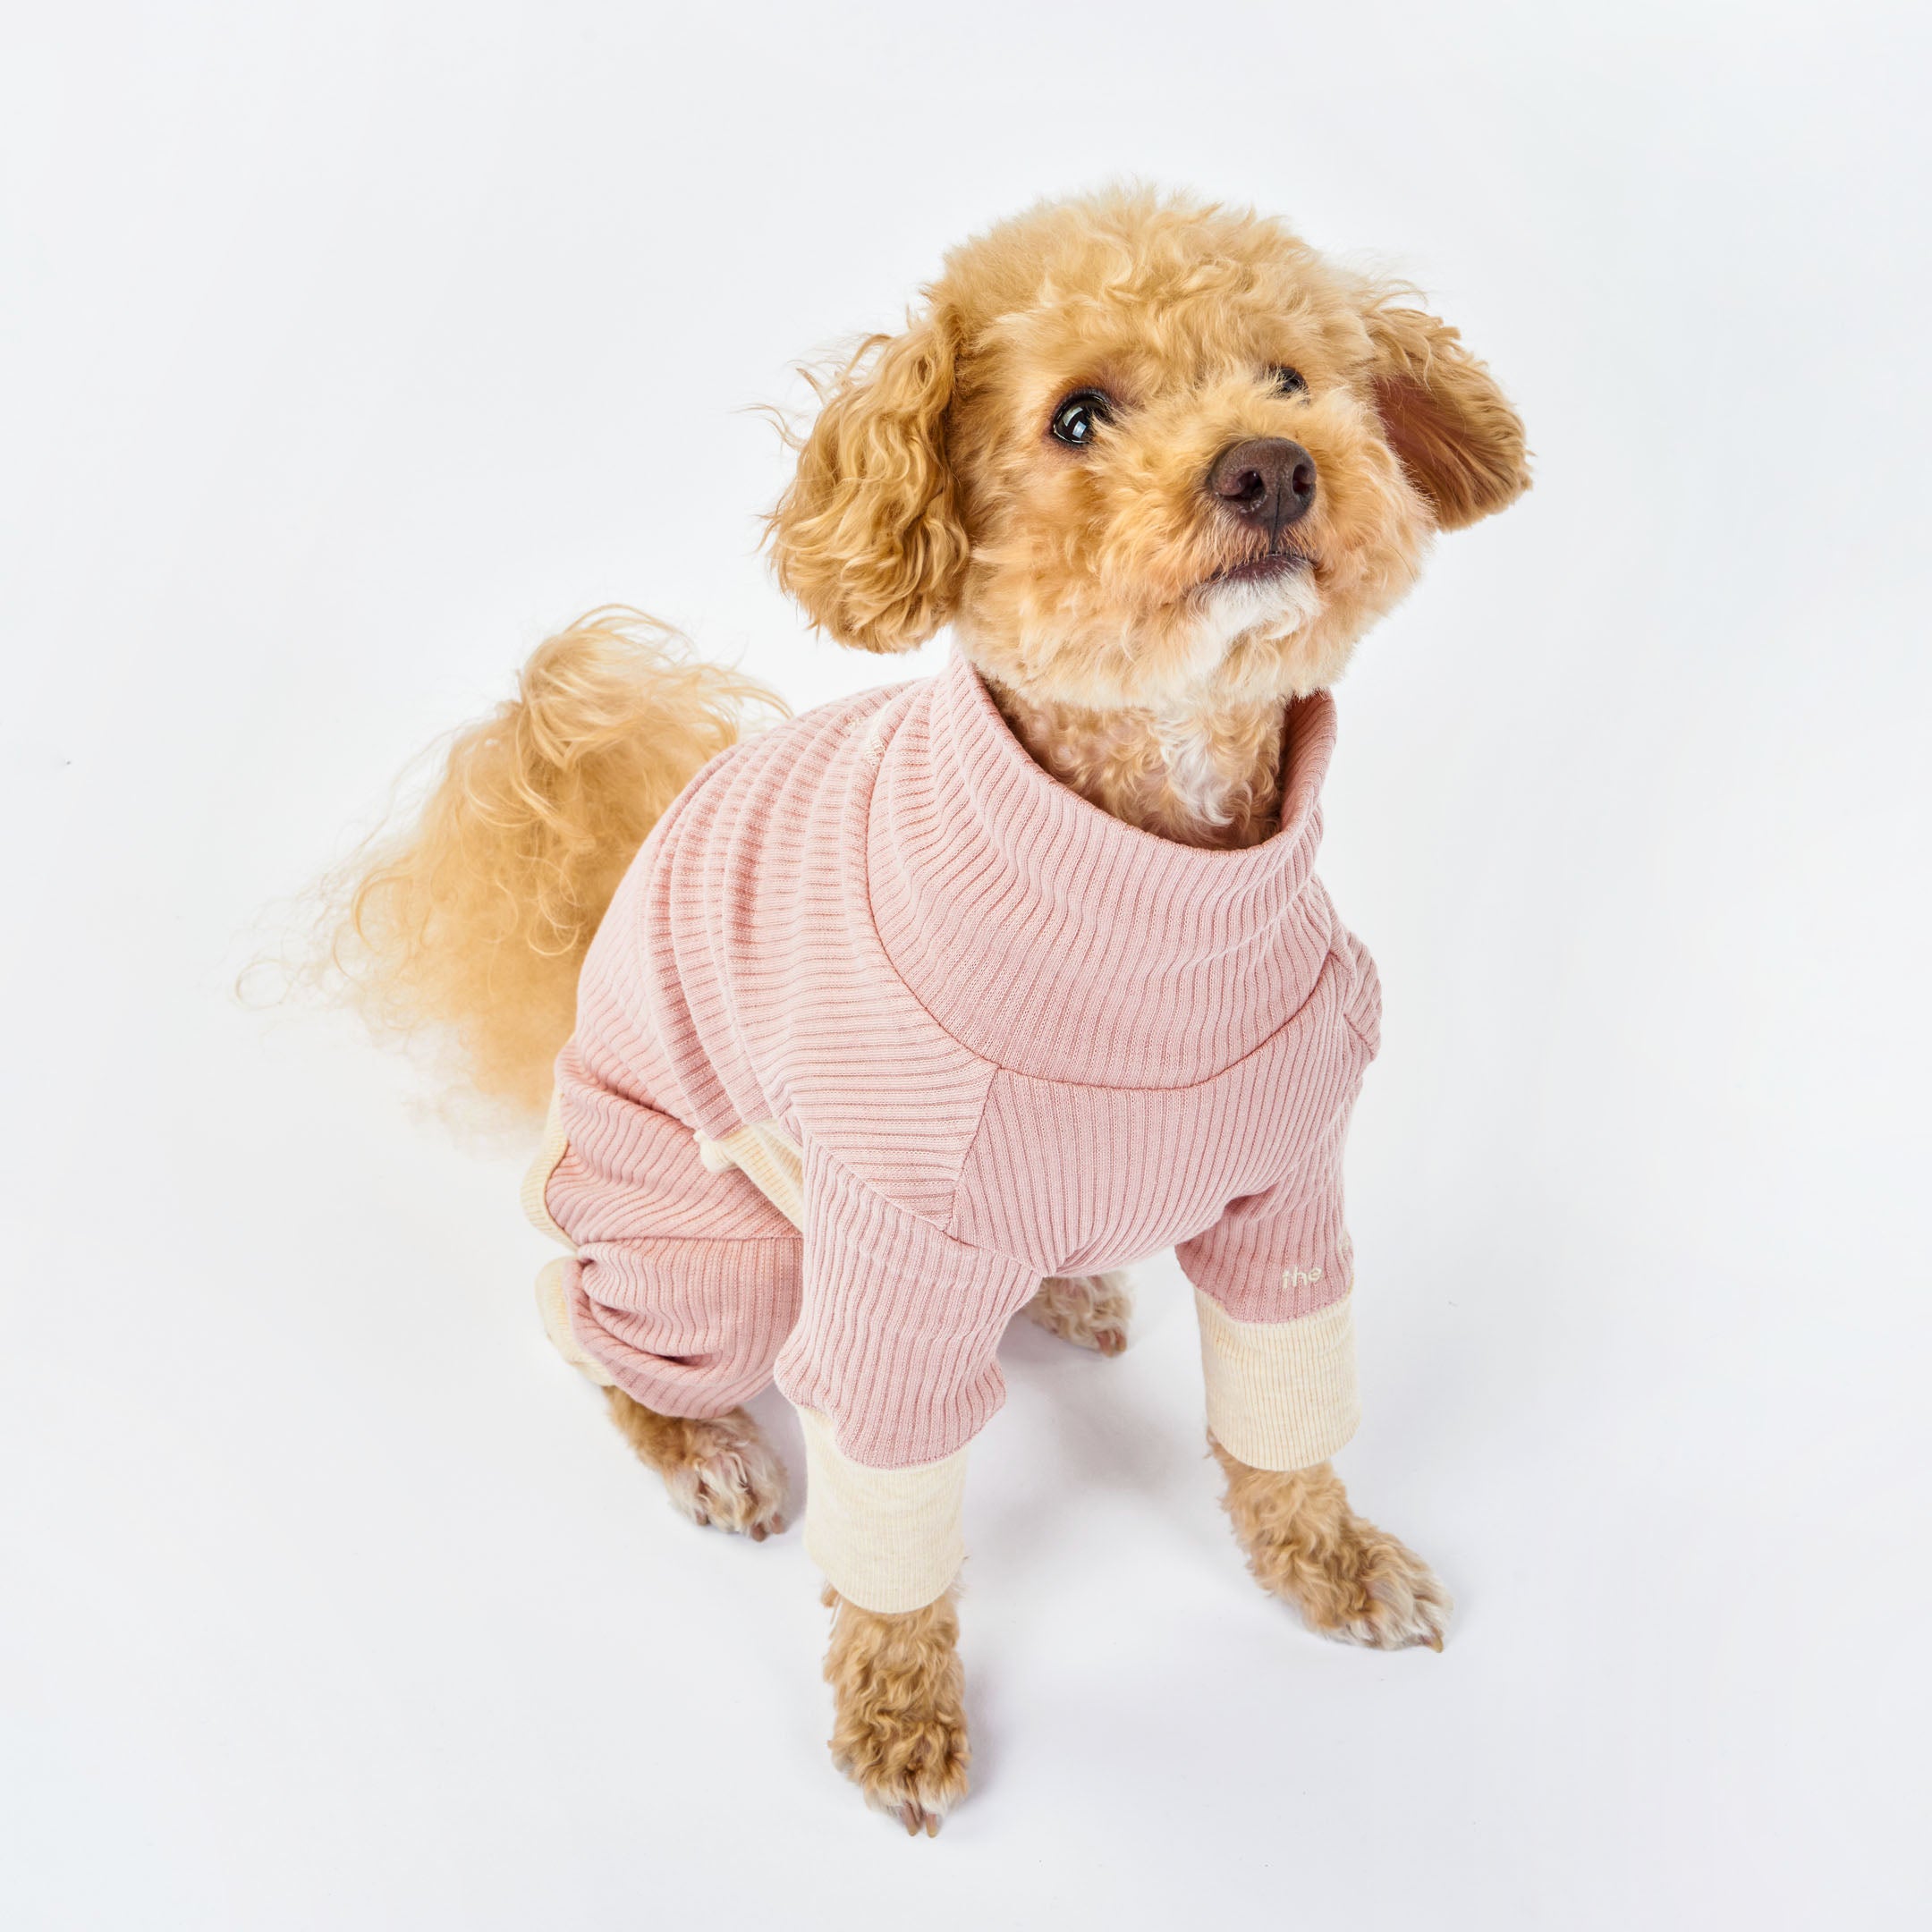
[1194,1291,1360,1467]
[534,650,1381,1609]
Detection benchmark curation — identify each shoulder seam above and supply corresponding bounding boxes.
[944,1063,1003,1241]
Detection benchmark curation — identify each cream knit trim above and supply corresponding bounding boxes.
[798,1407,967,1614]
[520,1092,572,1246]
[535,1256,613,1386]
[521,1095,612,1384]
[1194,1289,1360,1470]
[702,1126,962,1610]
[693,1121,805,1227]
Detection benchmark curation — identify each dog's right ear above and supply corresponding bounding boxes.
[767,313,968,653]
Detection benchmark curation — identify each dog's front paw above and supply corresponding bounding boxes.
[824,1586,969,1835]
[1212,1440,1452,1651]
[1022,1271,1132,1356]
[1298,1522,1452,1651]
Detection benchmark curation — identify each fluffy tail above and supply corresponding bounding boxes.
[309,606,784,1116]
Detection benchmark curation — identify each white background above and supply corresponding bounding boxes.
[4,3,1928,1926]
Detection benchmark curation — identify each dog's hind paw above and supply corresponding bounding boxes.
[1023,1271,1132,1356]
[606,1392,790,1539]
[662,1415,791,1539]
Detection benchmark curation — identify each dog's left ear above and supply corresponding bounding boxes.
[767,311,969,653]
[1358,297,1530,530]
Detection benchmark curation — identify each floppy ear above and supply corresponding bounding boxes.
[1359,297,1530,531]
[767,313,969,652]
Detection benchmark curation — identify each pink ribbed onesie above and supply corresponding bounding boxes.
[525,650,1380,1611]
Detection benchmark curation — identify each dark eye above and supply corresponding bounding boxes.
[1271,366,1309,396]
[1049,389,1114,446]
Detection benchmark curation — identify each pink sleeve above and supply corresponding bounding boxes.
[774,1140,1038,1470]
[1175,1104,1355,1323]
[1174,1107,1362,1471]
[772,1140,1038,1614]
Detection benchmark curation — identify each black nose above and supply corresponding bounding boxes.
[1208,437,1318,530]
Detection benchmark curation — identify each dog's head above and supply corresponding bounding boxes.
[768,188,1529,711]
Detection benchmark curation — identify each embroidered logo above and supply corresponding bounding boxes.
[1283,1265,1324,1290]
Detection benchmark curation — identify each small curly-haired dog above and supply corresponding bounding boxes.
[320,187,1528,1833]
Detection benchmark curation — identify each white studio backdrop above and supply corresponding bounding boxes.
[3,4,1927,1928]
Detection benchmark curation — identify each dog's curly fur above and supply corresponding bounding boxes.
[308,608,785,1114]
[1211,1438,1452,1649]
[312,186,1526,1828]
[824,1585,970,1835]
[769,190,1524,788]
[605,1387,789,1539]
[1024,1271,1134,1356]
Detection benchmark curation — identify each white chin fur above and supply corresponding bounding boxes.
[1186,569,1322,679]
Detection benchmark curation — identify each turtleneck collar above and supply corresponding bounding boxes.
[865,651,1343,1087]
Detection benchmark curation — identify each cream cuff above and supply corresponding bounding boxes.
[535,1256,613,1385]
[536,1108,964,1608]
[798,1408,966,1614]
[1194,1289,1360,1470]
[704,1126,962,1613]
[521,1095,614,1381]
[521,1091,572,1246]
